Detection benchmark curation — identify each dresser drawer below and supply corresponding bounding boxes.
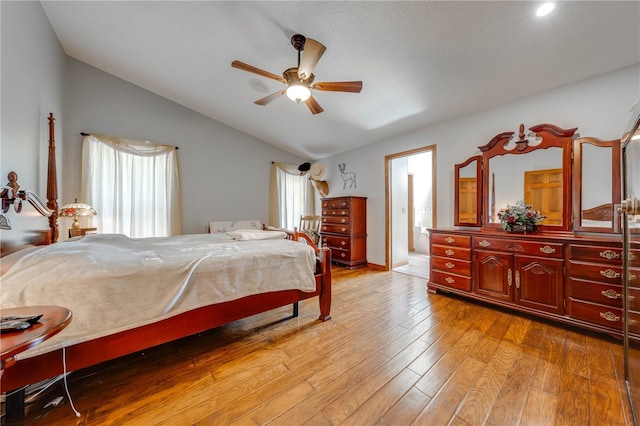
[431,233,471,248]
[569,245,623,264]
[472,237,563,259]
[322,209,350,217]
[430,270,472,292]
[431,256,471,277]
[332,248,351,262]
[321,198,351,209]
[568,277,622,307]
[568,261,623,284]
[569,299,622,330]
[321,235,350,250]
[431,245,471,261]
[321,216,349,225]
[321,223,351,235]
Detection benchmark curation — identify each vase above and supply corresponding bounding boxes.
[506,223,536,233]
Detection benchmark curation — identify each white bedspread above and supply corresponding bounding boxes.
[0,233,316,359]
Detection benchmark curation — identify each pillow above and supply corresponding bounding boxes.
[208,220,261,233]
[227,229,288,241]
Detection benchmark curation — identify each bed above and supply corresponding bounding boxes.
[0,114,332,415]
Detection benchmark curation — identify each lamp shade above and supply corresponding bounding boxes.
[59,199,96,229]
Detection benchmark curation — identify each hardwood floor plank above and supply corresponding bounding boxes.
[519,388,558,426]
[376,387,431,426]
[556,372,591,425]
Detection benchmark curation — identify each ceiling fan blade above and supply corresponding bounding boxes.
[312,81,363,93]
[254,90,285,106]
[232,60,286,84]
[298,39,326,81]
[305,95,324,115]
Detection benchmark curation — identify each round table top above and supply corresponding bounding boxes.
[1,305,72,369]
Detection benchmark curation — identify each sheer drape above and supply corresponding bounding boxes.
[269,162,314,229]
[81,133,182,238]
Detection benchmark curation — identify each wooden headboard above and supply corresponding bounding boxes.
[582,203,614,221]
[0,113,59,245]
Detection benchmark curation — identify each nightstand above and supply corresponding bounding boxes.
[69,227,97,238]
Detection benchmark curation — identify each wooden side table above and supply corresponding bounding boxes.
[1,305,72,419]
[69,227,97,238]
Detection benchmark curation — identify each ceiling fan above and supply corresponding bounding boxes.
[231,34,363,114]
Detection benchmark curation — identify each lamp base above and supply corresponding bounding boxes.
[72,216,80,229]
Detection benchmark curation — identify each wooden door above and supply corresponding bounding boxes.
[474,250,513,302]
[458,178,477,223]
[514,255,564,314]
[524,168,563,225]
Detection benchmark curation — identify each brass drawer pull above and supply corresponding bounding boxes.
[601,289,622,299]
[445,249,455,256]
[600,269,621,279]
[445,277,455,284]
[341,227,347,232]
[341,241,347,246]
[515,271,520,289]
[341,210,347,216]
[478,240,490,247]
[340,253,346,258]
[600,311,621,322]
[445,262,455,269]
[539,245,556,254]
[508,269,512,287]
[322,218,327,222]
[445,237,455,244]
[341,218,347,223]
[600,250,620,260]
[340,201,347,207]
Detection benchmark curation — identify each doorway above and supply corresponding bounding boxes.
[385,146,436,278]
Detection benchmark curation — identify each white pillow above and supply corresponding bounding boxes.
[208,220,261,233]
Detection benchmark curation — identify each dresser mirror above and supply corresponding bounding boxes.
[486,147,563,226]
[572,136,621,233]
[454,156,482,226]
[454,123,577,232]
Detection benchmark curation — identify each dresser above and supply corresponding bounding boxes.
[429,228,640,339]
[320,196,367,269]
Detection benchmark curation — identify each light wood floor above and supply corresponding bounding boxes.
[5,267,633,425]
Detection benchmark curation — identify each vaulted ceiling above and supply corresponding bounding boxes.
[41,1,640,160]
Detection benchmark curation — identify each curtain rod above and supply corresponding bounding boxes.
[80,132,179,149]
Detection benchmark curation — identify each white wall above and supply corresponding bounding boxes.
[63,59,304,236]
[0,1,65,248]
[323,64,640,267]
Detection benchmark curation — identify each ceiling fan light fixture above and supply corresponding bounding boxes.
[286,83,311,103]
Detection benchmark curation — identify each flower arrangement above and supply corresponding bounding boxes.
[497,200,545,232]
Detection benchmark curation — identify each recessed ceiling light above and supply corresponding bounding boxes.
[536,2,555,17]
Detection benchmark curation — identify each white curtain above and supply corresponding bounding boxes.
[269,162,314,230]
[81,133,182,238]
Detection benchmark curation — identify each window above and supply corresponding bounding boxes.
[81,134,181,238]
[269,162,314,230]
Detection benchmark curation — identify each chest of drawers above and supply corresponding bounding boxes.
[320,196,367,269]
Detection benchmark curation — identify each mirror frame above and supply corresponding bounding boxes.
[572,136,621,233]
[454,155,483,226]
[478,123,577,233]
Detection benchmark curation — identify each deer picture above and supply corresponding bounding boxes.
[338,163,356,189]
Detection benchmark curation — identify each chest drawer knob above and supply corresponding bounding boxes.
[539,245,556,254]
[341,241,347,246]
[478,240,490,247]
[601,289,622,299]
[341,227,347,232]
[341,218,347,223]
[445,277,455,284]
[445,249,455,256]
[445,262,455,269]
[600,250,621,260]
[600,311,621,322]
[445,237,455,243]
[341,210,347,216]
[600,269,621,279]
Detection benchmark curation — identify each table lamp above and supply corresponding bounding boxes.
[58,198,96,229]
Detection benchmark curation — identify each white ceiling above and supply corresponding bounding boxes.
[41,1,640,160]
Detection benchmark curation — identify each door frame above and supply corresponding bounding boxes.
[385,145,437,270]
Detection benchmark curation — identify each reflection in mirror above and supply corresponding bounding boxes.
[573,136,621,233]
[455,156,482,226]
[582,143,612,226]
[488,148,562,226]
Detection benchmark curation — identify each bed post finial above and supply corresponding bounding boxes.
[47,113,59,243]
